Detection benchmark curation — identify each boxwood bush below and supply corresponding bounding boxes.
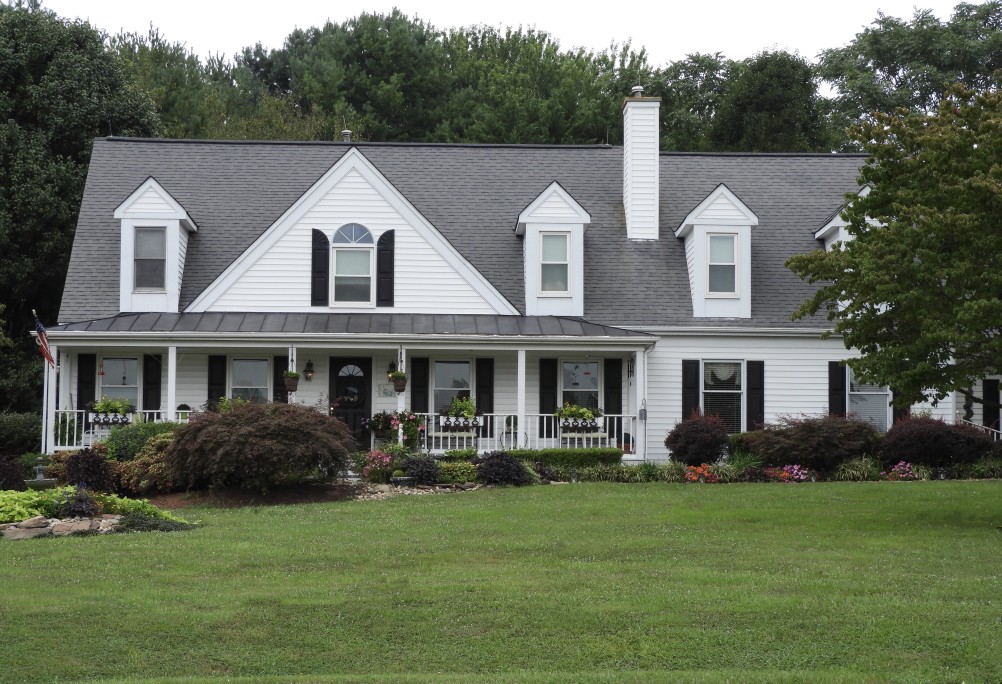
[438,461,478,484]
[505,447,623,468]
[732,415,881,472]
[167,402,355,493]
[0,412,41,456]
[880,416,992,468]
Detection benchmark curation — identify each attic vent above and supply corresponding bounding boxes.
[341,129,352,143]
[630,85,644,97]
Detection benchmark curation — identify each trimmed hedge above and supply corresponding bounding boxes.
[880,417,992,468]
[732,415,881,472]
[505,447,622,468]
[438,461,477,484]
[0,412,41,456]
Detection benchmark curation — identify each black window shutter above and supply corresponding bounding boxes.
[476,358,494,436]
[77,354,96,409]
[142,354,162,411]
[828,361,847,416]
[207,355,227,404]
[890,388,911,426]
[273,356,289,403]
[410,357,430,413]
[539,358,559,437]
[682,359,700,420]
[311,229,329,306]
[603,358,624,442]
[376,230,395,307]
[983,379,1000,429]
[746,360,764,431]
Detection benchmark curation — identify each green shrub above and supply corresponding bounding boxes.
[880,417,991,468]
[65,448,115,492]
[505,447,622,468]
[106,421,180,461]
[118,432,179,495]
[0,487,72,522]
[438,461,477,483]
[556,462,685,483]
[0,412,41,455]
[401,455,440,485]
[55,487,101,518]
[167,402,355,493]
[732,415,880,472]
[116,511,196,533]
[91,491,189,522]
[833,457,881,482]
[475,451,534,486]
[440,448,477,462]
[664,411,729,466]
[714,452,764,483]
[968,455,1002,479]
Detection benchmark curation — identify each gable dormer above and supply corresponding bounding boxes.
[517,182,591,316]
[675,184,758,319]
[815,185,871,249]
[114,177,196,313]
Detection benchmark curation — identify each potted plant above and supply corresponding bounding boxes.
[389,469,414,486]
[440,395,480,431]
[362,411,395,439]
[282,370,300,392]
[389,370,407,393]
[87,396,135,425]
[554,403,603,433]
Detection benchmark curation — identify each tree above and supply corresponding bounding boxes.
[786,84,1002,408]
[653,52,733,151]
[819,3,1002,121]
[0,4,160,409]
[710,50,832,152]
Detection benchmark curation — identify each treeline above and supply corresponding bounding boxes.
[1,1,1001,411]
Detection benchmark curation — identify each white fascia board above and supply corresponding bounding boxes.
[114,176,197,231]
[674,183,759,237]
[515,181,592,235]
[186,148,518,315]
[626,325,840,338]
[815,185,871,240]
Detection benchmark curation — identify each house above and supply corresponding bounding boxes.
[41,88,993,458]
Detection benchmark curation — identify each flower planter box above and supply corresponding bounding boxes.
[372,429,391,440]
[440,417,481,432]
[390,476,414,487]
[87,412,134,426]
[560,419,600,433]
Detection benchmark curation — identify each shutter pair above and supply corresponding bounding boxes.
[311,229,394,306]
[77,354,161,412]
[681,359,764,431]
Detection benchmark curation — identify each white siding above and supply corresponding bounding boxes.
[210,169,498,314]
[700,194,748,221]
[530,191,585,220]
[622,100,660,241]
[129,186,176,214]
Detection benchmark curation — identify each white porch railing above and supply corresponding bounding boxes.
[52,410,190,451]
[376,413,638,454]
[958,418,1002,441]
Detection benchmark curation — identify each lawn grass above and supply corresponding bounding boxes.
[2,481,1000,683]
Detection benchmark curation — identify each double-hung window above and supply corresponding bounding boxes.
[849,370,890,431]
[703,361,742,433]
[707,234,737,295]
[540,233,569,294]
[134,227,166,290]
[433,361,471,413]
[561,361,599,410]
[231,359,269,403]
[332,223,374,304]
[101,357,139,407]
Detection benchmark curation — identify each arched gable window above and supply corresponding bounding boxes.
[332,223,374,304]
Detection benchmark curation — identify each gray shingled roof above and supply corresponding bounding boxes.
[50,312,654,339]
[60,138,864,328]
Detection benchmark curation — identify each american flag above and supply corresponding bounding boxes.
[33,310,55,368]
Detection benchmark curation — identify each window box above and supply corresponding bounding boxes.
[440,416,481,432]
[87,412,134,426]
[560,418,601,434]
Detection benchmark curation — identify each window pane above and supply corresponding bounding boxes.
[849,371,884,393]
[541,264,568,291]
[434,361,471,413]
[541,234,567,261]
[334,277,371,302]
[336,250,370,276]
[704,392,741,433]
[103,358,138,386]
[135,228,166,258]
[704,362,741,391]
[563,390,599,410]
[135,259,165,288]
[232,387,269,403]
[333,224,373,244]
[563,362,599,391]
[100,386,138,406]
[709,235,734,263]
[850,393,888,431]
[708,264,735,293]
[232,359,268,387]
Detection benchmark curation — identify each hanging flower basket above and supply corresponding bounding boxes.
[391,373,407,393]
[284,377,299,392]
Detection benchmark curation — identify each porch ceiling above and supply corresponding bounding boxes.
[50,312,656,343]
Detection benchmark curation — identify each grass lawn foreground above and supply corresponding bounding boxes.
[2,481,1000,683]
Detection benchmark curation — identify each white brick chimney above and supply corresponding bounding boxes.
[622,85,661,240]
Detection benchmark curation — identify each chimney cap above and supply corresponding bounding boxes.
[630,85,644,97]
[341,129,352,143]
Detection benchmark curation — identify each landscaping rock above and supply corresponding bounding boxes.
[0,522,15,531]
[18,515,49,529]
[2,514,126,540]
[4,526,52,540]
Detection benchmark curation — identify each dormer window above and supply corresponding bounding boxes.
[707,234,737,295]
[540,233,570,294]
[332,223,374,305]
[134,227,167,290]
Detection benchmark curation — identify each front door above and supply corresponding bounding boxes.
[329,357,372,437]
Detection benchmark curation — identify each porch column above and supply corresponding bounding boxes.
[44,344,58,454]
[166,346,177,421]
[516,349,526,447]
[637,348,648,460]
[396,347,406,413]
[288,345,297,403]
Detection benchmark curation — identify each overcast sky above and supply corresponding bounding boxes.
[43,0,964,66]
